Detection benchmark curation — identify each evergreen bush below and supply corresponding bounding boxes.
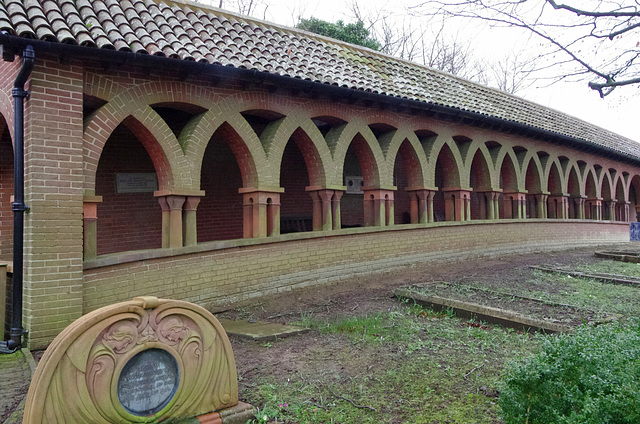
[500,320,640,423]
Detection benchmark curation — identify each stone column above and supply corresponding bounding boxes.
[548,195,569,219]
[586,198,603,220]
[363,189,395,227]
[443,189,472,221]
[167,196,186,248]
[83,196,103,260]
[240,188,282,238]
[307,187,345,231]
[624,201,631,222]
[156,195,186,248]
[427,190,436,223]
[503,192,527,219]
[406,188,436,224]
[183,196,202,246]
[573,197,586,220]
[483,191,501,220]
[606,200,616,221]
[158,197,171,248]
[332,191,344,230]
[535,194,549,218]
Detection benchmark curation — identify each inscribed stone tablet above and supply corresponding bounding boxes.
[117,348,179,416]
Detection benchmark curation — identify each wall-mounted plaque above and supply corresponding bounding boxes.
[345,176,364,194]
[116,173,158,193]
[118,348,179,416]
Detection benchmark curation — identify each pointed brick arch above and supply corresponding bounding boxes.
[185,111,267,189]
[546,159,564,195]
[584,168,598,198]
[382,129,429,188]
[498,150,520,192]
[84,106,189,193]
[0,88,13,144]
[524,156,543,192]
[467,145,495,220]
[329,121,385,187]
[261,115,332,188]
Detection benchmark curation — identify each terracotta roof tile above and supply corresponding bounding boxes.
[0,0,637,157]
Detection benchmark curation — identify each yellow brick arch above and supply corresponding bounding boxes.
[325,120,386,188]
[494,146,524,192]
[426,135,466,189]
[521,152,545,193]
[461,140,498,191]
[583,165,600,198]
[183,109,268,189]
[600,169,615,201]
[83,105,189,194]
[261,114,333,188]
[543,156,565,195]
[564,161,584,197]
[0,87,14,145]
[380,128,430,189]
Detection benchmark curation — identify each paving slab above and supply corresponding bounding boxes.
[217,318,309,341]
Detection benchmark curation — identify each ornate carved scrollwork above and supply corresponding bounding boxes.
[23,297,238,423]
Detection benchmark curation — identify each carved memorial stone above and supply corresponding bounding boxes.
[23,296,253,423]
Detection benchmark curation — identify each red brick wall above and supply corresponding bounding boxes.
[0,125,13,260]
[96,124,162,255]
[198,135,244,242]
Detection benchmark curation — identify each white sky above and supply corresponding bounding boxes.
[202,0,640,142]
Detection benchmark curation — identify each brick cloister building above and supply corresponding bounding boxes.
[0,0,638,348]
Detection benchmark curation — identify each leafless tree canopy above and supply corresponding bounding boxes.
[410,0,640,96]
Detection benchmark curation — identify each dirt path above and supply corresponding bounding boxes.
[222,243,638,422]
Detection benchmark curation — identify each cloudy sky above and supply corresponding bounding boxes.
[197,0,640,142]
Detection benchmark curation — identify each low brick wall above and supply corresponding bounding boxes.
[82,220,629,314]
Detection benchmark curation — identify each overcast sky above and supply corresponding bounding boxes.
[198,0,640,142]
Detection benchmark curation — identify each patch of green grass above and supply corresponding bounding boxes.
[582,259,640,278]
[244,303,535,423]
[525,270,640,317]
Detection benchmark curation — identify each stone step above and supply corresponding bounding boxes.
[217,318,309,341]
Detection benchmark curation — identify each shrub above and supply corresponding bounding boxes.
[499,320,640,424]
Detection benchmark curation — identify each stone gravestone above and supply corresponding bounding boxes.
[22,296,255,423]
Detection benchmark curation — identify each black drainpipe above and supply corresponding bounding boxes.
[0,45,34,353]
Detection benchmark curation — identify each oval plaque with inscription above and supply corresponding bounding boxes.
[117,348,179,416]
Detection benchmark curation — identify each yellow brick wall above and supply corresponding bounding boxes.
[83,220,628,318]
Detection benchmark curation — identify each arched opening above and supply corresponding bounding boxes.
[95,122,163,254]
[197,122,248,242]
[547,161,564,218]
[615,178,626,221]
[469,149,492,220]
[567,166,581,219]
[630,175,640,222]
[524,159,543,218]
[0,115,12,260]
[393,139,423,224]
[342,134,379,227]
[499,154,519,219]
[584,171,598,219]
[601,173,613,220]
[279,128,319,233]
[434,144,461,221]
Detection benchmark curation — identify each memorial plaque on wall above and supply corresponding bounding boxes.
[117,348,179,416]
[116,173,158,193]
